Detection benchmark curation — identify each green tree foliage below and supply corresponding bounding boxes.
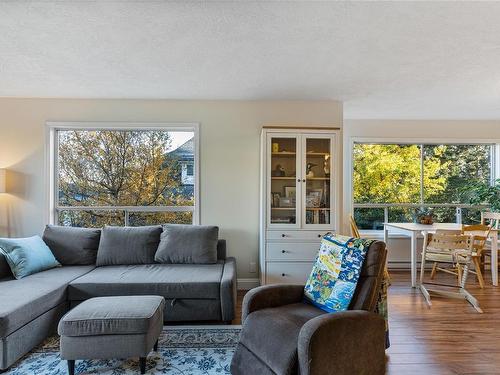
[353,143,491,228]
[353,144,447,204]
[425,144,491,204]
[57,130,193,227]
[462,179,500,211]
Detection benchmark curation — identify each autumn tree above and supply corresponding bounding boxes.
[57,130,193,227]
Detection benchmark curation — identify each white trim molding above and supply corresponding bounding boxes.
[237,278,260,290]
[46,121,200,226]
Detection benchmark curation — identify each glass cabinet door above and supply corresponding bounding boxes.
[268,135,300,226]
[302,135,333,227]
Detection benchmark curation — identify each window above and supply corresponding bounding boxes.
[48,123,199,227]
[186,164,194,176]
[352,142,493,230]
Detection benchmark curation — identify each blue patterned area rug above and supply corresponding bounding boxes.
[5,326,241,375]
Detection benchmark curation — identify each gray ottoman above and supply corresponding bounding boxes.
[58,295,165,375]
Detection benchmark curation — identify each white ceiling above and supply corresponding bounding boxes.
[1,1,500,119]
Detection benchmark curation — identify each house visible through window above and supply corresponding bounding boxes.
[50,125,198,227]
[352,143,494,230]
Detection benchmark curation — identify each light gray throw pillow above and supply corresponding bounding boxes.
[42,225,101,265]
[96,225,162,266]
[155,224,219,264]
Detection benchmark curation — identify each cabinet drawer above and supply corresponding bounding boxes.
[266,243,319,261]
[266,262,314,284]
[266,230,327,241]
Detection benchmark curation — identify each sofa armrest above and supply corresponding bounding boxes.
[220,257,237,322]
[242,284,304,322]
[298,310,386,375]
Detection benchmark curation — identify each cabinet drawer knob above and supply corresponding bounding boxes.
[318,234,322,238]
[281,234,286,238]
[281,250,287,254]
[302,179,306,182]
[281,273,286,277]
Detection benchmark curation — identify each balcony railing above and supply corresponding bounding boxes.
[54,205,195,226]
[353,203,489,230]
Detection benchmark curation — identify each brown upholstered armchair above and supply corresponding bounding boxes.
[230,241,387,375]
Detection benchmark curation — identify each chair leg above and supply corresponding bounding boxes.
[384,268,391,286]
[154,340,158,351]
[473,257,485,289]
[460,288,483,313]
[67,360,75,375]
[481,253,486,273]
[430,262,438,279]
[460,257,472,289]
[139,357,146,374]
[420,248,427,285]
[457,265,463,286]
[420,284,432,307]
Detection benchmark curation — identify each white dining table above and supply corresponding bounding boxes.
[383,222,499,288]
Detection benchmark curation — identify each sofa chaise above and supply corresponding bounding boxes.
[0,225,237,371]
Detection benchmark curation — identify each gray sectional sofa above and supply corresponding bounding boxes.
[0,225,237,370]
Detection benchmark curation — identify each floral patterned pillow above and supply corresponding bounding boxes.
[304,233,373,313]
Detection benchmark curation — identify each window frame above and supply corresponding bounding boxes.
[46,122,200,226]
[347,136,500,235]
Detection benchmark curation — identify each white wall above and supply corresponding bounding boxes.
[343,119,500,267]
[0,98,342,280]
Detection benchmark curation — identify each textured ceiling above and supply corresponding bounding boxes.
[1,1,500,119]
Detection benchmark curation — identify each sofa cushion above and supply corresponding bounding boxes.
[0,236,60,279]
[216,239,226,260]
[96,226,162,266]
[155,224,219,264]
[0,253,11,279]
[239,303,325,375]
[68,263,224,301]
[43,225,101,265]
[58,296,165,337]
[0,266,95,337]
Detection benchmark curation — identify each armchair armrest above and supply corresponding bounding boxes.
[220,257,237,322]
[298,310,386,375]
[242,284,304,322]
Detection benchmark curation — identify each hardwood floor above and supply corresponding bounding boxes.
[235,271,500,375]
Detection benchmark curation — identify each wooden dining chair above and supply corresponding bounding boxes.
[430,227,489,288]
[420,232,482,313]
[481,211,500,230]
[461,224,490,288]
[349,214,361,238]
[349,215,391,283]
[429,229,462,284]
[480,211,500,272]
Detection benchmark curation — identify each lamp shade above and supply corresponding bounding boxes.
[0,169,5,193]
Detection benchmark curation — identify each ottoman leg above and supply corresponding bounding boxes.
[139,357,146,374]
[67,360,75,375]
[154,340,158,351]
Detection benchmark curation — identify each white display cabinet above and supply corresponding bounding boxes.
[259,127,340,285]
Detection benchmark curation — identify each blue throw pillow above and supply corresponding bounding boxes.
[0,235,60,279]
[304,233,371,313]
